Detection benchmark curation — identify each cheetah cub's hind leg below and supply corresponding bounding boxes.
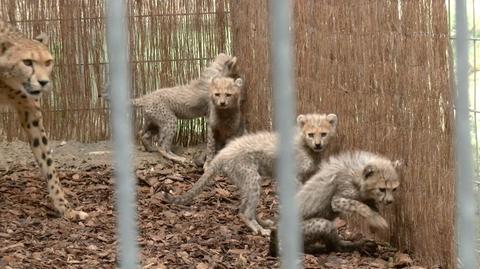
[143,105,188,164]
[235,165,271,236]
[138,121,159,152]
[18,104,88,220]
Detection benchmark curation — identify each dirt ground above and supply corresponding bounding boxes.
[0,140,426,269]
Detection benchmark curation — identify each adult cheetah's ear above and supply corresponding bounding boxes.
[363,164,376,179]
[297,114,307,127]
[326,113,338,128]
[34,33,49,45]
[234,78,244,88]
[0,41,14,55]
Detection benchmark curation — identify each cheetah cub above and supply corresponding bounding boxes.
[203,76,245,169]
[0,20,88,220]
[164,113,338,236]
[270,151,401,255]
[132,53,238,163]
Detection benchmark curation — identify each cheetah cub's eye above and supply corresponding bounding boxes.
[392,188,397,192]
[23,59,33,67]
[225,93,232,97]
[379,188,386,192]
[320,132,327,138]
[307,133,314,138]
[214,93,220,97]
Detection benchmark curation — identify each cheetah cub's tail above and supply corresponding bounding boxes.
[163,165,217,205]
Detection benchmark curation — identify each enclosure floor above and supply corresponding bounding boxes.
[0,141,425,269]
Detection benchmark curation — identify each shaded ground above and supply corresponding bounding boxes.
[0,140,426,269]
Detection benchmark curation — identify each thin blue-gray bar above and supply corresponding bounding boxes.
[105,1,139,268]
[270,0,303,268]
[454,0,477,268]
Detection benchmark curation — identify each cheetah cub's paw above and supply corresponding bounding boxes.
[367,213,388,232]
[64,209,89,221]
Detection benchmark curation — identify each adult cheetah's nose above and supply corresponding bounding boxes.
[39,80,49,87]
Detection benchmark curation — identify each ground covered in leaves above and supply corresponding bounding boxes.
[0,140,427,268]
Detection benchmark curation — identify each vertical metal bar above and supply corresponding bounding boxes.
[473,0,479,174]
[455,0,477,268]
[270,0,303,269]
[105,1,139,269]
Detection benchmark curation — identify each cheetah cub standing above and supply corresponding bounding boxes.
[270,151,401,255]
[203,76,245,169]
[164,113,338,236]
[132,53,238,163]
[0,20,88,220]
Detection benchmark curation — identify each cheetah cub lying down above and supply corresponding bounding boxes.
[203,76,245,169]
[269,151,401,255]
[132,53,238,163]
[165,113,338,236]
[0,20,88,220]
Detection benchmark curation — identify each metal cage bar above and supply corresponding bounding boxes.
[454,0,477,268]
[270,0,303,268]
[105,1,139,268]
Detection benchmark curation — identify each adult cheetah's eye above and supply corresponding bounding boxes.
[320,132,327,138]
[45,60,53,67]
[307,133,314,138]
[23,59,33,67]
[379,188,386,192]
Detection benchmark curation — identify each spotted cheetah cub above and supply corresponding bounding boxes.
[0,20,88,220]
[132,53,238,163]
[164,113,338,236]
[270,151,401,255]
[203,76,245,169]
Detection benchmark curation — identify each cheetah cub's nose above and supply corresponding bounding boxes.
[39,80,49,87]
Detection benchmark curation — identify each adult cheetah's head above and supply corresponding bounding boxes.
[0,33,54,97]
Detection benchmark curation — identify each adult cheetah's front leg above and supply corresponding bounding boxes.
[17,102,88,220]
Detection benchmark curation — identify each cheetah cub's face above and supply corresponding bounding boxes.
[0,33,54,97]
[297,113,337,152]
[361,160,401,205]
[209,77,243,109]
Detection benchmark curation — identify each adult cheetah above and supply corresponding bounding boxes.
[0,20,88,220]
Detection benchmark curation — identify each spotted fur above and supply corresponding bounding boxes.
[164,113,338,236]
[133,53,239,163]
[0,20,88,220]
[271,151,401,255]
[202,76,245,169]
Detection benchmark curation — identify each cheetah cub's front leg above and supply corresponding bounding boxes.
[18,104,88,220]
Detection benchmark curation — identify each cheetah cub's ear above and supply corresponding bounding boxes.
[392,159,403,169]
[363,164,376,179]
[326,113,338,128]
[297,114,307,127]
[210,75,220,85]
[229,56,238,66]
[234,78,244,88]
[34,33,49,45]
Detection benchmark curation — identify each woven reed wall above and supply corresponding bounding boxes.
[0,0,231,145]
[232,0,454,267]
